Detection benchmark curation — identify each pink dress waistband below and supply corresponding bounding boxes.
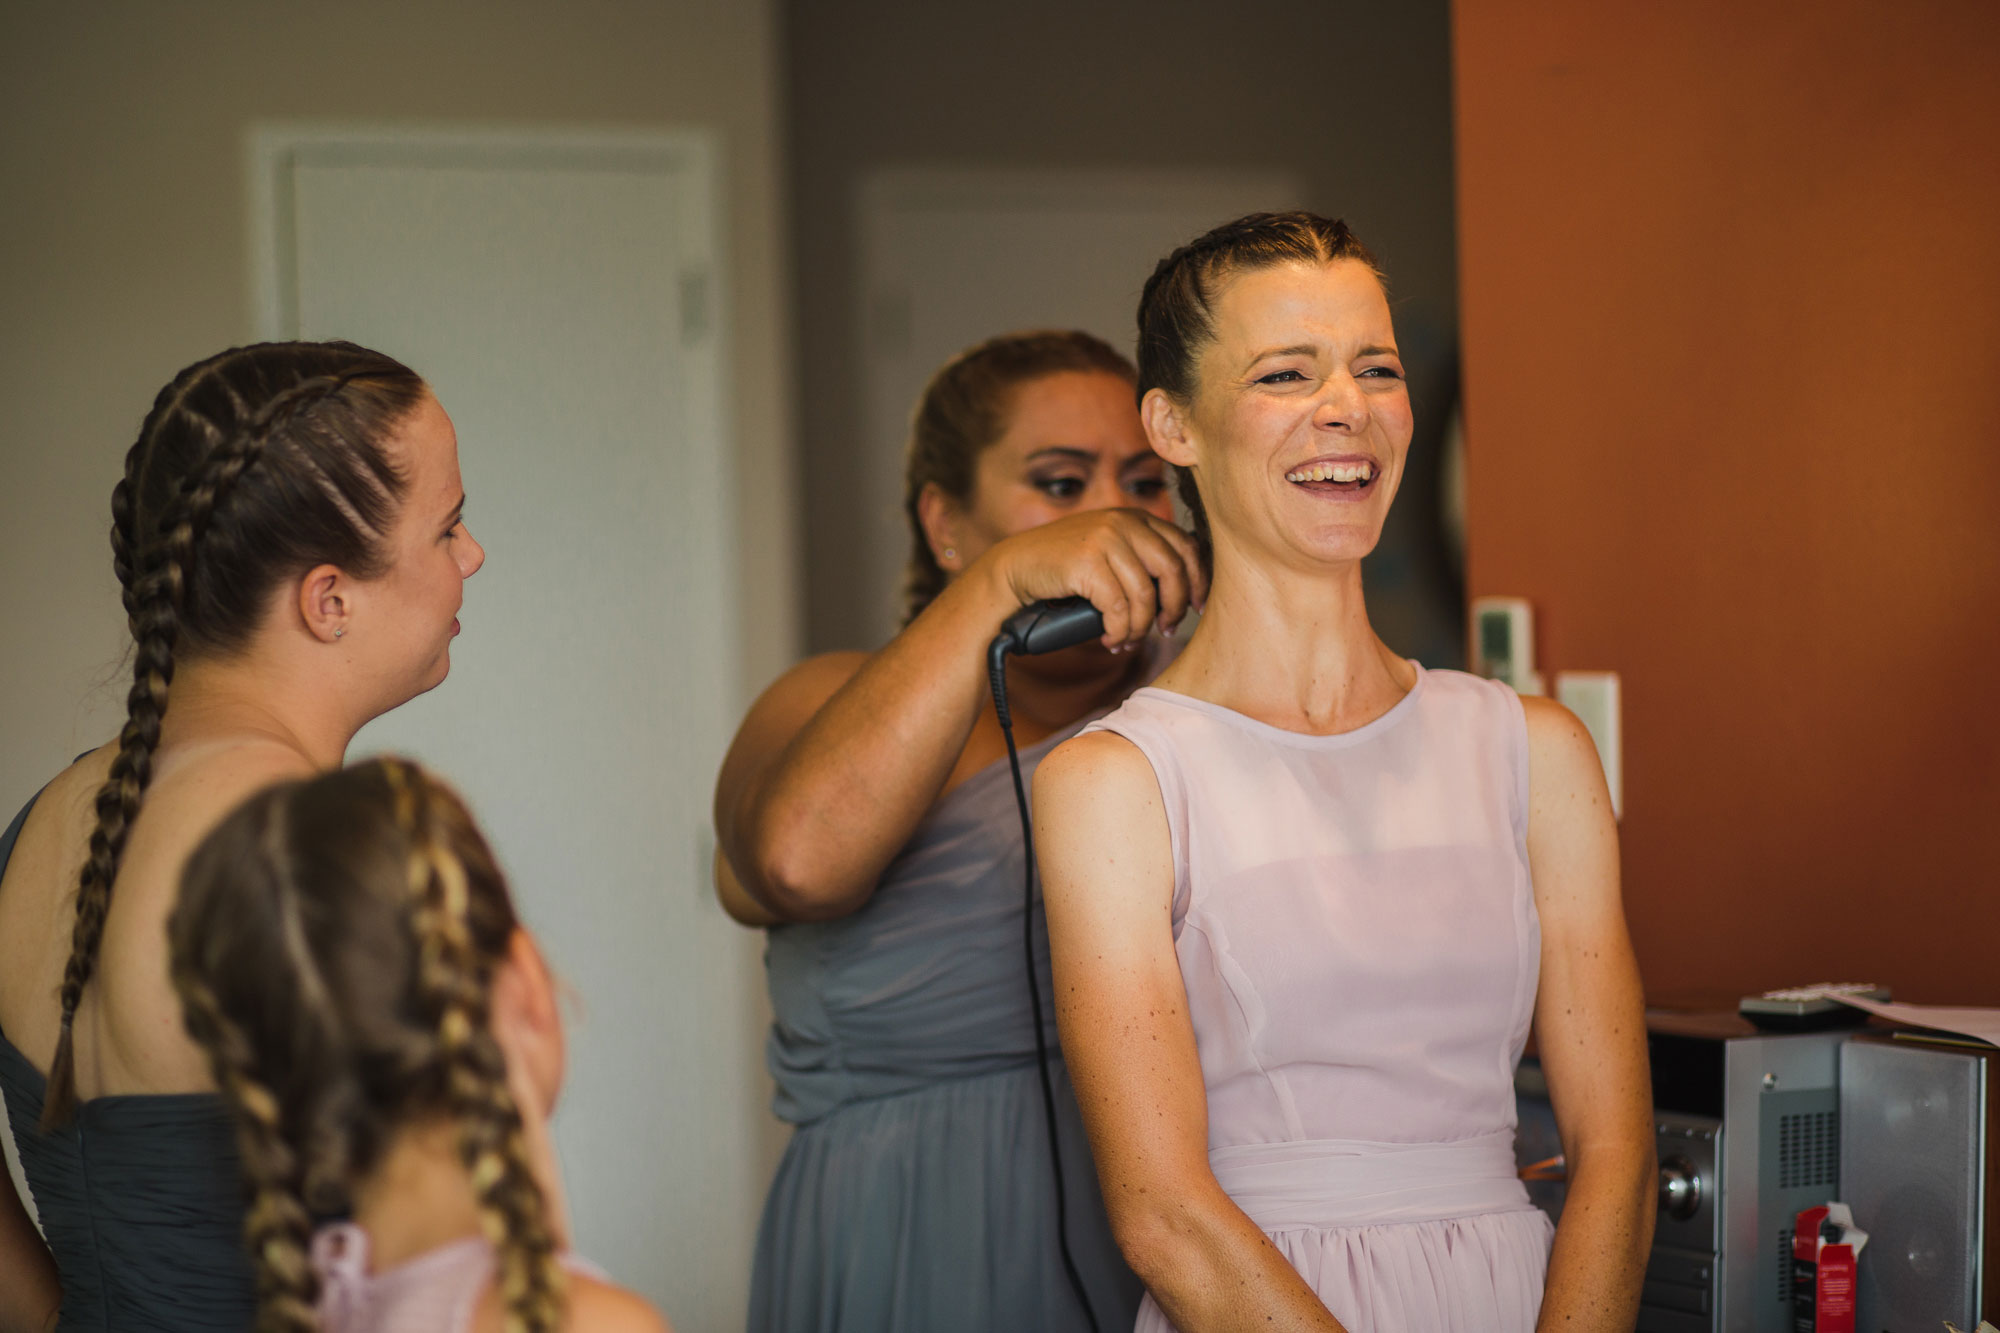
[1209,1130,1532,1232]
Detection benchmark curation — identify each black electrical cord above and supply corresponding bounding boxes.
[988,627,1104,1333]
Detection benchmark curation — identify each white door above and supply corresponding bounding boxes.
[855,167,1300,642]
[255,127,762,1331]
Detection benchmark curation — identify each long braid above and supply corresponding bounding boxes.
[177,973,321,1333]
[384,763,565,1333]
[43,371,367,1128]
[43,483,191,1126]
[110,459,144,626]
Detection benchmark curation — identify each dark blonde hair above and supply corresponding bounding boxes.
[1135,212,1382,569]
[45,341,426,1128]
[169,759,564,1333]
[900,329,1136,623]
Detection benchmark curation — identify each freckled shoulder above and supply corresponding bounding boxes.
[106,737,321,929]
[1037,727,1156,802]
[1519,695,1606,806]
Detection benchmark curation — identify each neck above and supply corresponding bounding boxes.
[1000,644,1150,736]
[349,1120,486,1271]
[156,648,363,772]
[1160,550,1413,733]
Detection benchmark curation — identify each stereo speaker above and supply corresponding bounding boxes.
[1838,1034,1995,1332]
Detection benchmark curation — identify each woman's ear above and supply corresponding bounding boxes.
[1141,388,1199,468]
[296,564,351,644]
[915,482,965,572]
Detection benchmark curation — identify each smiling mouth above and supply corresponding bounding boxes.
[1284,459,1379,495]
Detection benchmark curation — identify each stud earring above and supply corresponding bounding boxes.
[943,547,957,564]
[333,627,345,639]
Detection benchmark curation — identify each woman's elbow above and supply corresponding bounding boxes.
[1105,1189,1217,1294]
[739,836,868,923]
[1110,1206,1188,1290]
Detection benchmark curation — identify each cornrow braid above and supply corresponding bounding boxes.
[1134,212,1382,572]
[177,974,321,1333]
[383,762,565,1333]
[44,345,422,1128]
[111,349,240,625]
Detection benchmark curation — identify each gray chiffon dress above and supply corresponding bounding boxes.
[0,789,256,1331]
[749,718,1144,1333]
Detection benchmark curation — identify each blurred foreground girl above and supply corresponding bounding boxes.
[170,758,669,1333]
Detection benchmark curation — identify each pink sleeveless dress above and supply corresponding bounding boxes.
[310,1222,608,1333]
[1083,666,1554,1333]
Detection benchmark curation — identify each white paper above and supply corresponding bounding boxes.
[1829,995,2000,1048]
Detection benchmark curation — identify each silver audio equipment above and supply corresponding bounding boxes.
[1838,1033,1995,1332]
[1645,1109,1722,1330]
[1650,1013,1847,1333]
[1518,1012,1849,1333]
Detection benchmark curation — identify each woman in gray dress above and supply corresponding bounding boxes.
[0,340,484,1331]
[713,330,1206,1332]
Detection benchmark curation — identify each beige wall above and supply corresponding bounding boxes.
[782,0,1461,654]
[0,0,799,812]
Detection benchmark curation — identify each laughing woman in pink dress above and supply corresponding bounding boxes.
[1033,213,1656,1333]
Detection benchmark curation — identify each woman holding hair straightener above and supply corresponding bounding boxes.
[713,331,1207,1333]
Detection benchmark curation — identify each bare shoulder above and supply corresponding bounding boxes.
[1037,728,1153,798]
[1520,693,1591,744]
[1519,695,1605,801]
[715,650,872,813]
[0,746,119,1046]
[1033,730,1172,904]
[720,651,870,772]
[121,737,316,865]
[754,650,870,717]
[1518,695,1619,918]
[37,741,120,805]
[10,743,119,845]
[100,738,316,965]
[563,1274,674,1333]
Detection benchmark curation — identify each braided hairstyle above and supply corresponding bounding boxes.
[43,342,424,1128]
[900,329,1136,624]
[1134,212,1383,571]
[170,759,566,1333]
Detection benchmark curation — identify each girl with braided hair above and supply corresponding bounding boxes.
[1035,213,1655,1332]
[167,758,667,1333]
[0,341,485,1331]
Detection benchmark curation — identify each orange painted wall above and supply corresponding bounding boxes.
[1453,2,2000,1007]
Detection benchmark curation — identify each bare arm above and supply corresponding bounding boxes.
[1036,733,1346,1333]
[0,1171,58,1333]
[1521,698,1655,1333]
[713,509,1202,924]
